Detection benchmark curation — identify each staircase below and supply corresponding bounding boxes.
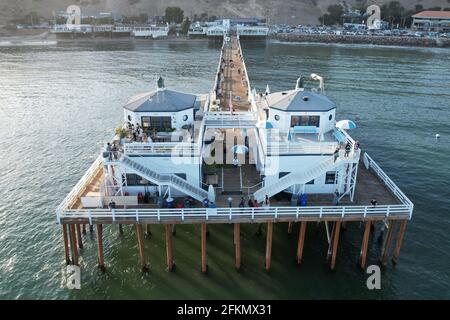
[253,152,357,202]
[120,156,209,202]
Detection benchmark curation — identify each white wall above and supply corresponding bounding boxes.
[268,109,336,134]
[123,109,194,130]
[263,154,347,195]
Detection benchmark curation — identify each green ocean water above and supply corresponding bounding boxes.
[0,40,449,299]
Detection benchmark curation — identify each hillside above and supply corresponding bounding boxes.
[1,0,449,25]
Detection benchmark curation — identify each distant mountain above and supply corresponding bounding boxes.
[1,0,449,25]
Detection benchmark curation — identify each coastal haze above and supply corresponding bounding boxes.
[0,0,449,25]
[0,40,449,299]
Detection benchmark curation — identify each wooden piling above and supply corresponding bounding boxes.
[135,224,147,271]
[119,224,123,235]
[165,224,174,271]
[146,224,151,237]
[392,220,408,265]
[82,224,86,235]
[296,221,307,265]
[265,222,273,271]
[287,221,293,234]
[201,223,207,273]
[381,220,396,266]
[330,221,341,271]
[359,221,371,270]
[76,224,83,249]
[69,224,78,266]
[234,223,241,269]
[96,224,105,270]
[62,224,71,265]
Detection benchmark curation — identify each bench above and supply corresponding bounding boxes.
[291,126,318,134]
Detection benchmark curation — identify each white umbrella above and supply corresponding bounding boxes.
[231,145,249,154]
[336,120,357,130]
[208,185,215,203]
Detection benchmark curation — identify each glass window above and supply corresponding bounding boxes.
[325,172,336,184]
[279,172,290,179]
[306,179,314,185]
[123,174,156,186]
[142,116,172,131]
[175,173,187,180]
[291,115,320,127]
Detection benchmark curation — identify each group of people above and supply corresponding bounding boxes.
[105,142,119,161]
[227,195,270,208]
[334,140,361,162]
[126,122,151,143]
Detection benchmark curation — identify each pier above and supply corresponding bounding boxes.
[56,35,413,274]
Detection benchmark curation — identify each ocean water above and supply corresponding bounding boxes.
[0,40,449,299]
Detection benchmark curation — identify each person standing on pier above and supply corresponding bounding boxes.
[334,146,340,162]
[345,142,351,157]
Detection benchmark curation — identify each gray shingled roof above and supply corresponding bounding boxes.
[264,89,336,112]
[124,89,198,112]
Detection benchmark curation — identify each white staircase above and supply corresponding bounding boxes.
[120,156,209,202]
[254,152,358,202]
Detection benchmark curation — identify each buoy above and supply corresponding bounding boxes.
[436,134,440,139]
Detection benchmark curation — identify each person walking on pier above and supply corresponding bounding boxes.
[239,197,245,208]
[334,146,340,162]
[345,142,351,157]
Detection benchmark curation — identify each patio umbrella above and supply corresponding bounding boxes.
[336,120,357,130]
[208,185,215,203]
[231,145,249,154]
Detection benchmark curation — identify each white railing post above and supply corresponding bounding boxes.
[364,206,367,218]
[252,207,255,220]
[56,210,61,225]
[229,208,232,221]
[112,209,116,222]
[296,207,299,220]
[341,207,345,218]
[275,207,278,219]
[386,205,390,217]
[319,207,323,219]
[135,209,139,222]
[181,208,185,221]
[157,209,160,222]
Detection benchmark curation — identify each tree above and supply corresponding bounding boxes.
[415,4,424,12]
[165,7,184,24]
[319,4,345,26]
[180,17,191,34]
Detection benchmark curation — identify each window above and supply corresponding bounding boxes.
[127,114,132,121]
[274,114,280,121]
[141,116,172,131]
[291,115,320,127]
[123,174,156,186]
[182,115,188,121]
[325,172,336,184]
[329,114,333,121]
[306,179,314,185]
[279,172,290,179]
[175,173,187,180]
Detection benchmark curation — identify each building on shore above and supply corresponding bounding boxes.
[188,17,269,40]
[411,11,450,32]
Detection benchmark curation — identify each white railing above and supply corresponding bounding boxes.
[57,204,411,224]
[364,153,414,219]
[56,154,103,213]
[236,39,253,102]
[212,40,225,94]
[266,142,338,155]
[124,142,200,156]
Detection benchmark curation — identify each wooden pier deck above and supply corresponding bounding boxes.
[218,37,251,112]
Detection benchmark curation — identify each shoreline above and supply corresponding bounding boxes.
[270,33,450,48]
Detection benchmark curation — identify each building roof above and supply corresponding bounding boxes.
[412,11,450,19]
[264,89,336,112]
[124,89,198,112]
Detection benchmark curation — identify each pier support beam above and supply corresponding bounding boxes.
[296,222,307,265]
[119,224,123,235]
[62,224,71,265]
[135,224,147,271]
[146,224,152,238]
[381,221,396,266]
[392,220,408,265]
[330,221,341,271]
[265,222,273,272]
[165,224,174,271]
[234,223,241,269]
[96,224,105,270]
[69,224,79,266]
[201,223,207,273]
[359,221,371,270]
[76,224,83,249]
[82,224,86,235]
[287,221,293,235]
